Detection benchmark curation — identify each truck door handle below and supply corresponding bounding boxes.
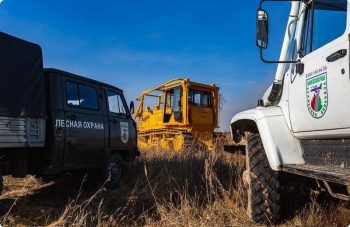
[67,114,77,120]
[326,49,347,62]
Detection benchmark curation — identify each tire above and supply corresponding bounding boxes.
[102,153,126,189]
[244,133,281,224]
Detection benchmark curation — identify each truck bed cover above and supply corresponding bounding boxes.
[0,32,45,118]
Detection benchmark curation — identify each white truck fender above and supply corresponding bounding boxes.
[230,107,305,170]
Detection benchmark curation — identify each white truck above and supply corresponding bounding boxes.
[229,0,349,224]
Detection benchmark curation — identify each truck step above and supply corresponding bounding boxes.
[282,164,350,185]
[301,139,350,169]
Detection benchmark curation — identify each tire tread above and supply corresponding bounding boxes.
[247,133,281,224]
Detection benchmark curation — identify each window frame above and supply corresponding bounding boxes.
[172,87,182,112]
[106,89,130,116]
[188,89,213,108]
[164,90,174,111]
[65,80,100,111]
[300,2,348,57]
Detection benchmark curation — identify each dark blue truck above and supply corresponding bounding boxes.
[0,32,139,193]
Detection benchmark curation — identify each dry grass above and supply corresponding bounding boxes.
[0,145,349,226]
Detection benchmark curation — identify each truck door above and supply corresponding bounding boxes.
[106,90,136,152]
[63,80,105,169]
[289,2,349,134]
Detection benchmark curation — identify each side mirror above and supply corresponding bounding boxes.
[256,9,268,49]
[129,101,135,114]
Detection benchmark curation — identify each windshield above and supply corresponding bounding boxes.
[188,90,212,107]
[315,0,347,11]
[300,0,347,56]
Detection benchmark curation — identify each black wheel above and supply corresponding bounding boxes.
[102,153,126,189]
[243,133,281,224]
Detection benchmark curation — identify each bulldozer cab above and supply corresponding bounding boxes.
[134,78,219,151]
[162,84,216,127]
[134,79,219,129]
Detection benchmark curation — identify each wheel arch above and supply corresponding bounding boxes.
[230,119,258,144]
[230,107,305,170]
[108,149,131,162]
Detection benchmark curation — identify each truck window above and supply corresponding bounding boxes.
[107,90,127,115]
[301,2,347,55]
[66,81,98,110]
[188,90,212,107]
[66,82,80,106]
[79,85,98,109]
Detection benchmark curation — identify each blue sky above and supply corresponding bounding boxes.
[0,0,291,130]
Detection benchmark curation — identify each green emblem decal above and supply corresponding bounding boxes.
[306,73,328,119]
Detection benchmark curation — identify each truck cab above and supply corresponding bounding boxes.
[229,0,350,224]
[0,32,139,193]
[43,69,138,174]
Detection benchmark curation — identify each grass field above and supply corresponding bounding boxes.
[0,146,349,226]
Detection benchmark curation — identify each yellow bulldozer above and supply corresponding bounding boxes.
[133,78,219,151]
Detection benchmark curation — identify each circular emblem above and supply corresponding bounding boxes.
[120,121,129,143]
[306,73,328,119]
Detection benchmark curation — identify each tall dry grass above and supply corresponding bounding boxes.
[0,144,349,226]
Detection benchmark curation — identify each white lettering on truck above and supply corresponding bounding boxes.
[55,119,104,130]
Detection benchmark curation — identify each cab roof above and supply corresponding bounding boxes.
[136,78,219,100]
[44,68,123,92]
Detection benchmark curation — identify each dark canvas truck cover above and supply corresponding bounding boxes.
[0,32,45,118]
